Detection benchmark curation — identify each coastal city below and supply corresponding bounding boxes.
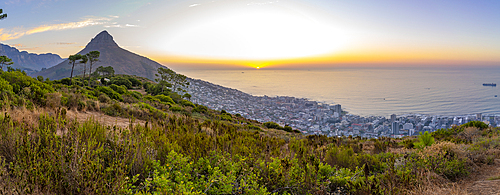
[188,79,500,138]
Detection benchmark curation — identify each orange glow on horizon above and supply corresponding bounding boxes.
[151,49,500,69]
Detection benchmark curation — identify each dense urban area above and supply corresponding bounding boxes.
[188,78,500,138]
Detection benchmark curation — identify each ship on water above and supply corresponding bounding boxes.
[483,83,497,87]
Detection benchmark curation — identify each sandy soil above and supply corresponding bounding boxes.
[466,159,500,195]
[66,110,146,130]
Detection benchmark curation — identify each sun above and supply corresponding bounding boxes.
[256,67,260,69]
[158,1,350,63]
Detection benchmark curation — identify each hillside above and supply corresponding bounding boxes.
[32,31,165,81]
[1,68,500,194]
[0,43,63,72]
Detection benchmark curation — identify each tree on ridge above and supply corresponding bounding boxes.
[155,67,172,93]
[155,67,190,94]
[68,54,82,84]
[86,51,100,87]
[94,66,114,77]
[0,56,14,70]
[0,9,7,20]
[80,55,88,86]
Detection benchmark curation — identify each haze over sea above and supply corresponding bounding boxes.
[178,66,500,117]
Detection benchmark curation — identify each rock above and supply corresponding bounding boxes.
[0,44,63,71]
[32,30,166,81]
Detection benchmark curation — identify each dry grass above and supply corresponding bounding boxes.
[410,182,470,195]
[66,109,146,130]
[45,93,61,109]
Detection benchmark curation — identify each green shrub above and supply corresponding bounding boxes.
[433,127,462,139]
[169,106,182,112]
[1,70,54,105]
[155,94,175,104]
[96,86,122,101]
[128,77,142,87]
[325,146,356,169]
[128,91,142,99]
[283,125,293,132]
[180,100,195,107]
[60,78,71,85]
[109,84,127,94]
[63,93,84,110]
[402,139,415,149]
[193,105,208,113]
[103,102,123,116]
[372,140,388,154]
[122,94,138,103]
[462,121,488,129]
[98,93,111,103]
[219,113,232,121]
[0,77,13,92]
[247,124,262,131]
[414,131,434,149]
[263,121,282,130]
[109,76,133,89]
[143,82,152,90]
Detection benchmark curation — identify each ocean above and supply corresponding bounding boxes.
[177,67,500,117]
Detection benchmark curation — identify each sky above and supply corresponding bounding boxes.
[1,0,500,69]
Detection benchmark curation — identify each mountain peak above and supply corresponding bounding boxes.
[34,30,165,80]
[85,30,119,49]
[95,30,112,39]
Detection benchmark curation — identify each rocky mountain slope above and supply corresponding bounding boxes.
[32,30,165,80]
[0,43,63,71]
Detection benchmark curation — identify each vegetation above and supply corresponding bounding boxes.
[68,54,82,82]
[0,9,6,20]
[0,55,14,70]
[94,66,115,77]
[155,67,189,94]
[67,51,101,85]
[414,131,435,149]
[0,66,499,194]
[264,121,299,133]
[86,51,100,87]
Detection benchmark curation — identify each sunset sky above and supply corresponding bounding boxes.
[1,0,500,69]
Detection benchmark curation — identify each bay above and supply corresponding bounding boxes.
[178,66,500,117]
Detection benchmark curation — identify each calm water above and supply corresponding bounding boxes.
[178,67,500,117]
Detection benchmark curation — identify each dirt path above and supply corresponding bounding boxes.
[129,89,147,95]
[67,110,146,130]
[466,159,500,195]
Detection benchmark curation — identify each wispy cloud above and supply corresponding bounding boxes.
[104,23,140,28]
[0,16,116,41]
[0,29,25,41]
[10,43,25,47]
[54,42,77,45]
[125,24,138,27]
[4,0,22,5]
[5,0,61,7]
[189,3,200,7]
[22,47,41,51]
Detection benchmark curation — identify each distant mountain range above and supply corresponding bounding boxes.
[0,43,63,72]
[33,31,165,81]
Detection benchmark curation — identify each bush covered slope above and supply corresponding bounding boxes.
[1,69,499,194]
